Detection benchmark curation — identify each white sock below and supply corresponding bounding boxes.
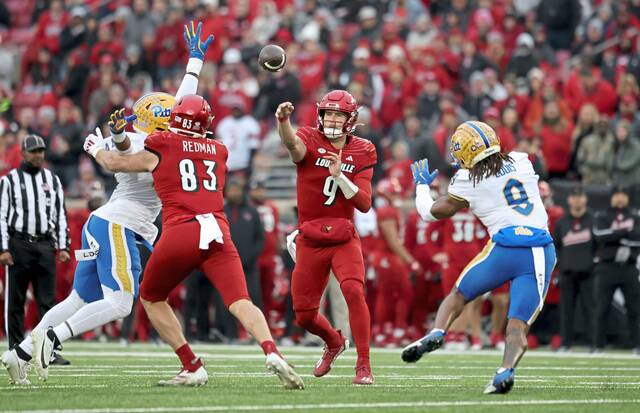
[430,328,445,335]
[64,287,133,340]
[18,290,87,357]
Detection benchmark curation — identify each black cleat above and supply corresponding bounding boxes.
[50,352,71,366]
[401,330,445,363]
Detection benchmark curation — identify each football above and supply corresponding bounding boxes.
[258,44,287,72]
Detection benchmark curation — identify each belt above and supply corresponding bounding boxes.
[11,232,51,243]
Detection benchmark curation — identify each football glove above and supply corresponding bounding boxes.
[84,127,105,159]
[411,159,438,186]
[184,21,214,61]
[108,109,136,135]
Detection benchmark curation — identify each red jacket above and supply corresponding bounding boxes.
[539,122,574,175]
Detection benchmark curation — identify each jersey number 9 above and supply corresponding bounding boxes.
[503,178,533,216]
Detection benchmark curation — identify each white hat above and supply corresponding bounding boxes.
[223,48,242,65]
[358,6,377,21]
[353,47,370,59]
[516,32,534,48]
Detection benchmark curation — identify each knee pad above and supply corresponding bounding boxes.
[340,279,364,304]
[101,286,134,319]
[295,309,318,328]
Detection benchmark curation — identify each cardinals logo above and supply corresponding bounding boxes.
[321,225,333,233]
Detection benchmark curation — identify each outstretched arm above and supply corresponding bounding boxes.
[84,130,159,172]
[176,21,214,99]
[412,159,467,221]
[275,102,307,162]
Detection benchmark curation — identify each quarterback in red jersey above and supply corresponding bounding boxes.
[84,95,303,390]
[276,90,376,385]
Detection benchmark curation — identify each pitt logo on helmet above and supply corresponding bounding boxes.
[132,92,176,134]
[449,121,501,169]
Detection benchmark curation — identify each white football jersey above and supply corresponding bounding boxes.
[447,151,548,237]
[91,132,161,244]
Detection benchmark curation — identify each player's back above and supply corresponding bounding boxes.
[294,127,377,225]
[144,131,228,226]
[448,151,551,246]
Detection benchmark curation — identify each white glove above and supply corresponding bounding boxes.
[84,127,105,158]
[286,230,299,263]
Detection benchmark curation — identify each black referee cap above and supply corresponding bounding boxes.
[22,134,46,152]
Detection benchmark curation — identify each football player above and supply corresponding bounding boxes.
[276,90,376,384]
[372,178,420,346]
[402,121,556,395]
[1,21,212,385]
[83,94,303,390]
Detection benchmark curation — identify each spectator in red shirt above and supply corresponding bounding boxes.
[564,66,618,116]
[482,107,516,153]
[90,23,125,66]
[154,8,187,81]
[537,99,574,178]
[294,35,327,100]
[34,0,69,54]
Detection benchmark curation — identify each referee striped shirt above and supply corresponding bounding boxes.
[0,165,70,251]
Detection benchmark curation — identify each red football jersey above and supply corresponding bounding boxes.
[295,127,377,225]
[256,200,280,257]
[375,205,401,253]
[404,211,444,271]
[145,131,229,227]
[440,209,488,269]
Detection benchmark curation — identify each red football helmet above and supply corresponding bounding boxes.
[316,90,359,139]
[376,178,403,200]
[168,94,213,137]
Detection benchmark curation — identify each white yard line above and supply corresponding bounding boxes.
[3,399,640,413]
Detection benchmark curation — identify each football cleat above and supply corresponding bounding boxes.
[401,330,445,363]
[158,365,208,387]
[483,367,515,394]
[313,330,349,377]
[32,328,58,381]
[1,349,31,385]
[266,353,304,390]
[50,351,71,366]
[352,365,375,385]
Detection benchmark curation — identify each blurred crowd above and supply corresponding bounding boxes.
[0,0,639,350]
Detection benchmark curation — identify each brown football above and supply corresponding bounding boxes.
[258,44,287,72]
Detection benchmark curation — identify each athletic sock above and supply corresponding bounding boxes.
[175,344,202,372]
[260,340,282,357]
[52,322,73,343]
[14,344,31,362]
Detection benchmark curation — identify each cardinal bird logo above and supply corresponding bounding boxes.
[322,225,332,233]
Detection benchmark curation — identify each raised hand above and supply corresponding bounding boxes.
[276,102,295,121]
[84,127,106,158]
[323,150,342,178]
[108,108,135,135]
[411,159,439,186]
[184,21,214,61]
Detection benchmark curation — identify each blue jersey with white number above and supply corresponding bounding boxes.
[447,152,551,247]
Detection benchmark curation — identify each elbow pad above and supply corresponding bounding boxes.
[415,185,437,221]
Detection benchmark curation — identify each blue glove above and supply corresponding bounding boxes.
[411,159,439,186]
[108,109,137,135]
[184,21,214,61]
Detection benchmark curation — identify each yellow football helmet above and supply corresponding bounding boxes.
[449,121,501,169]
[132,92,175,134]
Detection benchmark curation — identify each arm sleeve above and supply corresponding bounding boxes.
[0,176,11,251]
[293,127,314,164]
[175,58,202,99]
[143,132,165,157]
[53,175,70,250]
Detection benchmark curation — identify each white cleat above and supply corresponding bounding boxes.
[1,350,31,385]
[32,328,56,381]
[266,353,304,390]
[158,366,208,387]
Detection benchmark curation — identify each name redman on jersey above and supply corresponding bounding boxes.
[181,139,217,155]
[313,148,356,173]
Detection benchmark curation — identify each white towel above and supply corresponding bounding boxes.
[195,213,224,250]
[286,230,299,263]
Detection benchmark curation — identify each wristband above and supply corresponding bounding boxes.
[112,131,126,144]
[334,172,359,199]
[186,58,203,75]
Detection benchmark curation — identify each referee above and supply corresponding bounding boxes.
[0,135,71,350]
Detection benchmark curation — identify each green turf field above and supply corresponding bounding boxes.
[2,342,639,412]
